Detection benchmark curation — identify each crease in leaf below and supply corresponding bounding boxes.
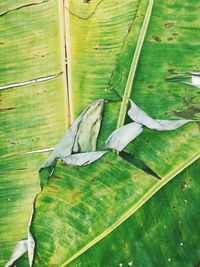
[120,151,160,179]
[4,240,28,267]
[62,151,107,166]
[105,122,143,151]
[167,71,200,89]
[128,99,198,131]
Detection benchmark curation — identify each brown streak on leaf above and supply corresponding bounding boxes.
[0,0,49,17]
[164,22,174,29]
[65,0,104,21]
[173,107,200,120]
[0,107,16,112]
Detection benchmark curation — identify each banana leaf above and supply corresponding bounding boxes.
[0,1,68,265]
[1,0,200,266]
[68,158,200,267]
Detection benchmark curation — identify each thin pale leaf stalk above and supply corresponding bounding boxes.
[58,0,70,128]
[64,0,74,123]
[117,0,154,128]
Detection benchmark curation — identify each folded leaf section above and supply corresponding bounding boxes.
[32,153,157,266]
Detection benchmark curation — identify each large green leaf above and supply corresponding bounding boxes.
[31,151,199,266]
[0,1,68,265]
[68,158,200,267]
[32,153,157,266]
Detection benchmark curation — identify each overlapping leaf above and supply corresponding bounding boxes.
[30,0,200,266]
[68,158,200,267]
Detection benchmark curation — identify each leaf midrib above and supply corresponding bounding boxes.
[117,0,154,128]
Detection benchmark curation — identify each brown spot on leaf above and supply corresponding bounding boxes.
[152,35,161,42]
[172,33,178,36]
[9,141,16,145]
[168,68,175,74]
[164,22,174,29]
[168,37,173,41]
[148,85,154,89]
[173,107,200,119]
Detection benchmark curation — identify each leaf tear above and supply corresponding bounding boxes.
[0,72,62,91]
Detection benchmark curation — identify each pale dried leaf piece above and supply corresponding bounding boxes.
[191,75,200,88]
[128,100,194,131]
[73,100,104,152]
[105,122,143,151]
[28,208,35,267]
[62,151,107,166]
[187,72,200,88]
[28,232,34,267]
[43,99,104,168]
[4,240,28,267]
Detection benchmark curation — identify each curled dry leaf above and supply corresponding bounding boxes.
[128,100,197,131]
